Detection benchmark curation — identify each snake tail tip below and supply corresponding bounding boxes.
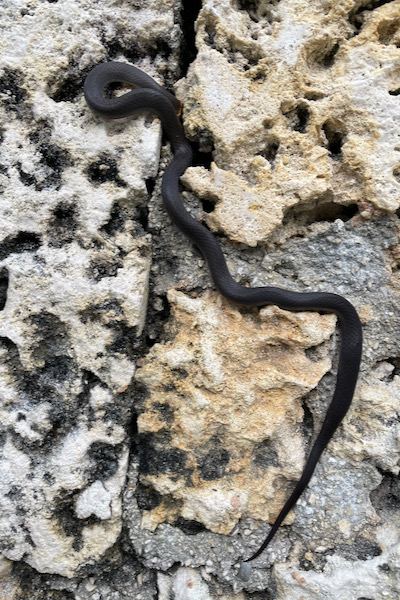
[237,562,252,581]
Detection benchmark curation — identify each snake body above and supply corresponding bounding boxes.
[84,62,363,574]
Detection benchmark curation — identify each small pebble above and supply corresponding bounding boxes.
[238,562,252,581]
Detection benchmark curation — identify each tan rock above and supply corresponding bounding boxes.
[176,0,400,246]
[136,290,336,534]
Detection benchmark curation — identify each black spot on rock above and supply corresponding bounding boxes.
[48,203,77,247]
[0,232,41,260]
[136,482,163,510]
[199,447,230,480]
[138,434,188,477]
[0,68,28,117]
[87,442,122,480]
[252,439,278,468]
[87,156,125,186]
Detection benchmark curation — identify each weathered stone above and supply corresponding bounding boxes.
[136,289,336,534]
[1,0,400,597]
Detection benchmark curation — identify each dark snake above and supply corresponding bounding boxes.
[84,62,363,580]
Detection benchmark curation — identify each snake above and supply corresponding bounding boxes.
[84,62,363,580]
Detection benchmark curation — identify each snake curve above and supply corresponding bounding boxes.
[84,62,363,576]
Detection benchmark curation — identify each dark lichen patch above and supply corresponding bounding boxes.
[0,68,29,117]
[38,142,71,189]
[106,35,173,64]
[151,402,175,425]
[138,433,189,477]
[30,311,71,360]
[0,267,9,310]
[12,562,76,600]
[48,68,88,104]
[198,447,230,481]
[16,163,37,188]
[338,536,382,561]
[24,125,72,190]
[101,201,135,238]
[136,482,163,511]
[252,439,278,468]
[86,442,123,481]
[48,202,77,247]
[88,257,123,281]
[106,322,141,357]
[0,232,41,260]
[87,155,126,187]
[80,299,125,325]
[52,490,86,551]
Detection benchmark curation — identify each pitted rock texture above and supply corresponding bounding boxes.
[1,0,400,599]
[178,0,400,246]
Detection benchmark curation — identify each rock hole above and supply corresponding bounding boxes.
[0,268,8,310]
[322,121,345,157]
[191,141,213,169]
[201,197,216,214]
[284,104,310,133]
[370,468,400,518]
[136,204,149,232]
[174,517,207,535]
[377,16,400,45]
[321,43,339,67]
[283,201,358,226]
[261,136,280,167]
[393,165,400,183]
[145,293,171,348]
[301,396,314,442]
[389,87,400,95]
[145,177,156,195]
[349,0,397,32]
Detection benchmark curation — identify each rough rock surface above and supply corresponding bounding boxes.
[1,0,400,599]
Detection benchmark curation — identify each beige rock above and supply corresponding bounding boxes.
[176,0,400,246]
[136,290,336,534]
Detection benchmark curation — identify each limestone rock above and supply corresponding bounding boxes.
[1,0,400,597]
[177,0,400,247]
[136,289,336,534]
